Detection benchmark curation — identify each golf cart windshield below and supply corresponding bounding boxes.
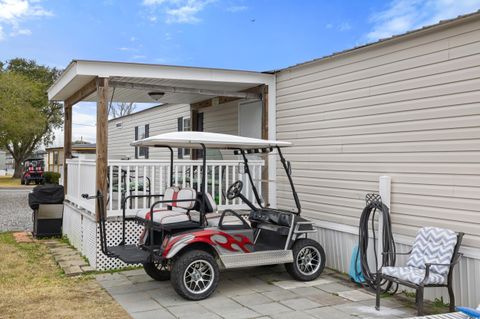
[131,131,300,214]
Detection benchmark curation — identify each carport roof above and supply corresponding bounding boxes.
[48,60,274,104]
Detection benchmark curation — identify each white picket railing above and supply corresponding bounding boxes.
[66,159,96,213]
[66,158,265,216]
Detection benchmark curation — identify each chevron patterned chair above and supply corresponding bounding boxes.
[375,227,464,316]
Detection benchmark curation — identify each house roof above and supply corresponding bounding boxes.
[275,10,480,72]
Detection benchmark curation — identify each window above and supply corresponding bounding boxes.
[53,151,59,165]
[135,124,149,159]
[177,116,191,159]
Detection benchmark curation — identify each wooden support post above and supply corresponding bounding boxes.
[96,77,109,221]
[261,85,269,205]
[191,108,198,160]
[63,101,72,193]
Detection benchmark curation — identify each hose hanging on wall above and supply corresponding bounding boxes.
[356,194,397,294]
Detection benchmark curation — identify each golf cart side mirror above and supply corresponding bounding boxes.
[287,161,292,176]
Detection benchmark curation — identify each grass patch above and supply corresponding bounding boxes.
[0,232,129,319]
[0,176,21,187]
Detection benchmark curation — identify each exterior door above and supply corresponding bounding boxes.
[238,100,262,139]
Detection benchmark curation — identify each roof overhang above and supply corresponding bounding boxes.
[48,60,275,104]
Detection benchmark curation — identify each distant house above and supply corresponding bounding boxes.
[46,143,96,174]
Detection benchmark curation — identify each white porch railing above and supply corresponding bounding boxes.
[66,158,265,216]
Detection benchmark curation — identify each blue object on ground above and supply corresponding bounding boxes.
[349,245,365,283]
[456,306,480,318]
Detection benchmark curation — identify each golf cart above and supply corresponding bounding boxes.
[83,131,325,300]
[21,158,45,185]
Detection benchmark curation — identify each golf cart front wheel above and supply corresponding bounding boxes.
[143,261,170,281]
[171,250,219,300]
[286,238,326,281]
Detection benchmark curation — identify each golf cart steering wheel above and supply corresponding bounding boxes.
[227,180,243,200]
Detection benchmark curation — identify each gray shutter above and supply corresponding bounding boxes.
[134,126,138,159]
[177,117,183,159]
[145,124,149,159]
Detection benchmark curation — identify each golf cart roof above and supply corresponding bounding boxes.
[131,131,292,149]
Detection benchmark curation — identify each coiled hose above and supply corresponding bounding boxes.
[357,198,398,294]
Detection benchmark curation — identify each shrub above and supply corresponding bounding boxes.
[44,171,61,184]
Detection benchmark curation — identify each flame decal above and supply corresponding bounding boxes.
[162,230,253,258]
[188,230,252,253]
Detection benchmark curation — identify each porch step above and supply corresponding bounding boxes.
[220,250,293,269]
[108,245,151,264]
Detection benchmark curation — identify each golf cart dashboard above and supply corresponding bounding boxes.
[249,209,293,227]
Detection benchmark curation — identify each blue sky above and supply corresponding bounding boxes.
[1,0,479,145]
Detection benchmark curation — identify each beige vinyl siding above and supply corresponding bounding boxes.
[276,17,480,249]
[202,100,239,135]
[108,104,190,159]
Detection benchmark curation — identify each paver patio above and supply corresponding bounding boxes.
[96,266,423,319]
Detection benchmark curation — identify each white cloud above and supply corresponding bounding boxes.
[143,0,215,24]
[118,46,137,51]
[0,0,52,40]
[10,27,31,36]
[226,5,247,12]
[366,0,480,41]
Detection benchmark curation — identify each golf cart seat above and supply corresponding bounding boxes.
[136,187,197,225]
[188,193,248,228]
[202,193,250,228]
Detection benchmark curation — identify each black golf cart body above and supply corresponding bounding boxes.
[21,158,45,185]
[85,131,325,300]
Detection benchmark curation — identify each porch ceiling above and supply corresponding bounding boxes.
[48,60,274,104]
[83,76,259,104]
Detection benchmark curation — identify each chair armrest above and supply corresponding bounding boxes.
[421,253,464,285]
[425,253,464,268]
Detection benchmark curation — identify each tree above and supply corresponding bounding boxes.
[109,102,136,118]
[0,58,63,178]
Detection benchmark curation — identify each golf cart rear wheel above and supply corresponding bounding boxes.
[143,261,170,281]
[286,238,325,281]
[171,250,219,300]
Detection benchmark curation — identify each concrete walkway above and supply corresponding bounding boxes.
[97,266,420,319]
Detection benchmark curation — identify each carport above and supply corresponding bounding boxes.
[47,60,277,220]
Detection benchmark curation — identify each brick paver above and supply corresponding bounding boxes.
[96,266,422,318]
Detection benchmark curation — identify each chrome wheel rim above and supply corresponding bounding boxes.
[296,246,321,276]
[183,260,214,294]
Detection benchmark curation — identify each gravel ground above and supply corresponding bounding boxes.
[0,189,33,232]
